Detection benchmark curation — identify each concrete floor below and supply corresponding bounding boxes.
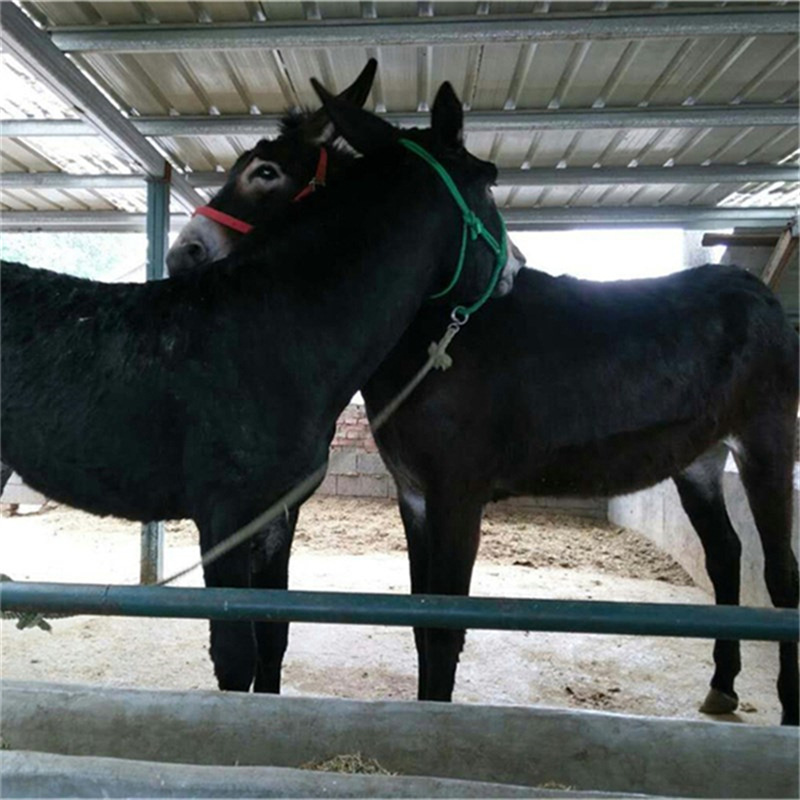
[0,502,787,725]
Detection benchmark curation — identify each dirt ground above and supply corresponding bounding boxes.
[0,496,784,725]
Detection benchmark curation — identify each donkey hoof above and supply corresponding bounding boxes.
[700,688,739,715]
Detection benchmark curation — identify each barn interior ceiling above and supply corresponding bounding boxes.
[0,0,798,233]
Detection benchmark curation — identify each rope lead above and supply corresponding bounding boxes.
[158,319,463,587]
[398,138,508,321]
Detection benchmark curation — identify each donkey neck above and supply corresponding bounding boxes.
[309,183,459,372]
[220,157,470,417]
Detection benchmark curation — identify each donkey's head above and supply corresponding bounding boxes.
[166,59,376,277]
[312,79,523,308]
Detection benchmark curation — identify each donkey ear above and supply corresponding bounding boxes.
[431,82,464,148]
[301,59,377,145]
[311,77,397,156]
[339,58,377,108]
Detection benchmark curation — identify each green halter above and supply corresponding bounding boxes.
[399,137,508,323]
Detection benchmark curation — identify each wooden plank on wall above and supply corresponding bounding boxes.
[761,226,799,288]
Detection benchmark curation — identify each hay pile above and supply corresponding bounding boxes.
[301,753,394,775]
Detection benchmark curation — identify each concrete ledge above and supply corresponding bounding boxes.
[609,466,800,606]
[1,751,637,799]
[0,473,45,506]
[2,681,797,798]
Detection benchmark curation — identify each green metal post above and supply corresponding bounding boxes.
[140,167,170,585]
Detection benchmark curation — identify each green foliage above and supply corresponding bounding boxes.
[0,232,147,281]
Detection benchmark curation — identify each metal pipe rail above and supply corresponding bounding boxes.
[1,582,797,642]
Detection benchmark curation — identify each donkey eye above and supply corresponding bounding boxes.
[251,164,280,182]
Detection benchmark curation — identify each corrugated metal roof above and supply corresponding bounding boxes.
[1,1,798,225]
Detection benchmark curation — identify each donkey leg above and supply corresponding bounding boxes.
[198,504,258,692]
[251,506,299,694]
[397,487,431,699]
[420,490,483,702]
[735,414,799,726]
[673,444,742,716]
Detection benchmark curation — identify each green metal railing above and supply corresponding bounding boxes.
[1,581,797,641]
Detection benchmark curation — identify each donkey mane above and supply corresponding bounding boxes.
[279,108,312,135]
[270,108,358,160]
[277,109,361,159]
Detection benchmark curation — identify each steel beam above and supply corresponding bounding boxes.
[138,105,800,133]
[0,211,186,233]
[3,104,796,138]
[0,3,202,212]
[498,165,800,187]
[186,164,800,188]
[0,173,147,189]
[50,11,798,53]
[1,581,797,641]
[2,206,796,233]
[11,206,793,234]
[3,165,797,191]
[502,205,798,230]
[135,105,800,135]
[0,119,89,137]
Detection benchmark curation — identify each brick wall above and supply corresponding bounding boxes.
[318,403,396,499]
[330,402,379,454]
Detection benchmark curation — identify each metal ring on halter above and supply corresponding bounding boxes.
[451,307,470,326]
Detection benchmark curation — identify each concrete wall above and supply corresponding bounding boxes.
[609,465,800,607]
[0,472,46,506]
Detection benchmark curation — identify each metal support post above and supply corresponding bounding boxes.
[140,167,170,585]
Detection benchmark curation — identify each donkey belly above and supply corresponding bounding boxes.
[2,425,186,521]
[1,382,188,522]
[508,416,729,499]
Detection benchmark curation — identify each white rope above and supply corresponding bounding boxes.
[157,320,463,586]
[368,322,461,432]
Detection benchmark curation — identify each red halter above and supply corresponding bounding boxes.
[192,206,254,234]
[292,146,328,203]
[191,148,329,234]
